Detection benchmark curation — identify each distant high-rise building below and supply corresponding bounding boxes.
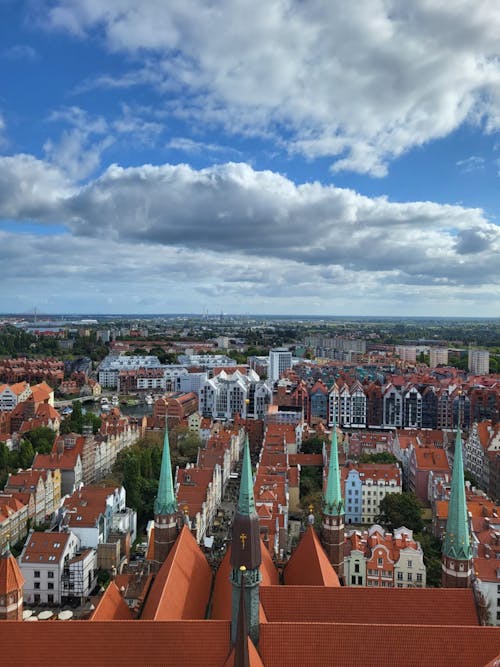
[468,349,489,375]
[395,346,417,363]
[429,347,449,368]
[269,348,292,383]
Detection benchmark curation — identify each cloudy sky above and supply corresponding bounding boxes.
[1,1,500,317]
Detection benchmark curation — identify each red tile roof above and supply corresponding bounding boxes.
[90,581,133,620]
[283,528,340,587]
[3,621,232,667]
[0,551,24,592]
[260,586,479,625]
[141,526,212,620]
[259,623,500,667]
[20,531,70,564]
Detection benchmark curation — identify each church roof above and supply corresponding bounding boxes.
[283,528,340,587]
[141,525,212,620]
[260,586,478,625]
[238,437,255,516]
[324,416,343,515]
[258,623,500,667]
[90,581,133,620]
[0,550,24,592]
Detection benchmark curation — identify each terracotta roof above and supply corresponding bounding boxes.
[21,531,70,564]
[283,528,341,587]
[223,638,264,667]
[259,623,500,667]
[260,586,479,625]
[141,526,212,620]
[0,551,24,592]
[3,621,232,667]
[90,581,133,620]
[33,450,80,470]
[289,454,323,466]
[413,447,450,471]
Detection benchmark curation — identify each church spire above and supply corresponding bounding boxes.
[154,425,177,516]
[152,424,179,572]
[230,436,261,645]
[238,436,256,516]
[321,411,345,581]
[324,412,343,516]
[442,429,472,587]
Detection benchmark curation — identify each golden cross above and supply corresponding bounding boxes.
[240,532,247,549]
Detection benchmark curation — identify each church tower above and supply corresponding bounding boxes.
[153,425,179,572]
[230,437,261,645]
[442,429,473,587]
[321,414,345,581]
[0,549,24,620]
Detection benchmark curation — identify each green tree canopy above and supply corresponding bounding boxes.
[359,452,399,464]
[376,492,424,533]
[22,426,56,454]
[301,436,325,455]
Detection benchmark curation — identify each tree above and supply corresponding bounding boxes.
[18,440,35,469]
[359,452,398,464]
[376,492,424,533]
[301,436,325,455]
[23,427,55,454]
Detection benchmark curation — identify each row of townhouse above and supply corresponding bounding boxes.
[253,422,296,557]
[465,420,500,500]
[0,358,64,387]
[345,525,426,588]
[342,463,402,525]
[4,468,61,527]
[175,425,245,544]
[274,375,499,429]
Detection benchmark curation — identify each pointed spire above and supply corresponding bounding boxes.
[443,429,472,560]
[238,437,256,516]
[324,411,343,516]
[154,425,177,516]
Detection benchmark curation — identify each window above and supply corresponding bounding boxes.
[34,571,40,578]
[48,583,54,590]
[47,571,54,579]
[377,558,383,566]
[34,582,40,590]
[407,560,412,568]
[397,572,403,580]
[417,573,423,582]
[351,575,356,585]
[354,563,360,573]
[357,576,363,585]
[34,594,40,604]
[407,573,413,581]
[47,594,54,604]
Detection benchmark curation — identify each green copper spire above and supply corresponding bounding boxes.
[238,437,256,516]
[154,425,177,516]
[443,429,472,561]
[324,412,343,516]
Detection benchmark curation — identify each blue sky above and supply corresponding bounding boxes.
[0,0,499,316]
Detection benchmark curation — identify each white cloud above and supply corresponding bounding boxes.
[456,156,486,173]
[2,44,37,61]
[44,0,500,175]
[0,157,498,302]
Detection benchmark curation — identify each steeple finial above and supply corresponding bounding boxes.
[238,436,255,516]
[154,425,177,516]
[324,411,343,516]
[443,429,472,560]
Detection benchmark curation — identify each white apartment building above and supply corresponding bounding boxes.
[200,370,272,421]
[429,348,449,368]
[269,348,292,384]
[469,349,490,375]
[98,355,162,388]
[395,346,417,363]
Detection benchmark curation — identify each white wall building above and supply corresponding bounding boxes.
[268,348,292,384]
[98,355,162,388]
[469,349,490,375]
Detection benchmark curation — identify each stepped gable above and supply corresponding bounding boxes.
[260,587,478,625]
[141,525,212,620]
[259,623,500,667]
[283,527,340,587]
[90,581,133,621]
[211,541,278,620]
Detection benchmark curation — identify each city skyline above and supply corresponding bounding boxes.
[1,2,500,316]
